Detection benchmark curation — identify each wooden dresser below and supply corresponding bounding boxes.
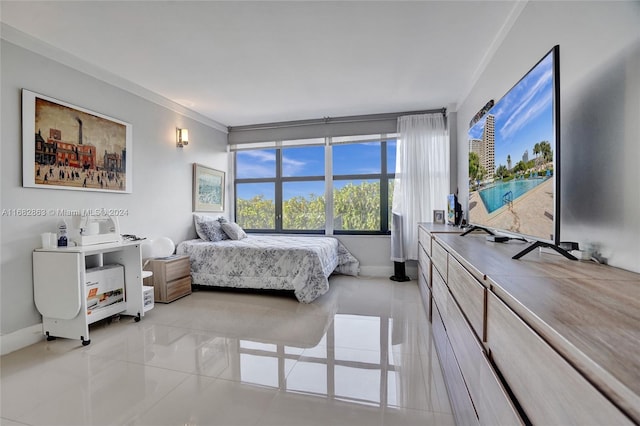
[418,223,640,425]
[143,255,192,303]
[417,223,464,322]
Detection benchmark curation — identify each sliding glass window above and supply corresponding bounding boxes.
[332,135,396,234]
[235,140,325,232]
[235,149,277,230]
[282,145,325,231]
[234,134,396,234]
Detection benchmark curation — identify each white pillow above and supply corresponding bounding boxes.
[221,222,247,240]
[193,214,211,240]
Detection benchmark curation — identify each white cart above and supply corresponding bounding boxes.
[33,241,153,345]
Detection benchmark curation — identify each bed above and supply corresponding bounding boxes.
[176,235,359,303]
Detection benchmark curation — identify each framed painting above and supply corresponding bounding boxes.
[22,89,133,193]
[193,163,225,212]
[433,209,445,224]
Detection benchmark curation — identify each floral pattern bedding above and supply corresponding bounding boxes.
[176,235,359,303]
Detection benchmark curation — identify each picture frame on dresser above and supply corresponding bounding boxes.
[193,163,225,212]
[433,209,445,224]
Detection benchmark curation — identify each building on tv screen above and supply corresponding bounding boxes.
[468,50,556,242]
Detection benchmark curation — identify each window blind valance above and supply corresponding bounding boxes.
[228,109,445,146]
[230,138,325,151]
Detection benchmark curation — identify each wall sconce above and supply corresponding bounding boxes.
[176,128,189,148]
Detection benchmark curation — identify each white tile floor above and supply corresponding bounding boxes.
[1,276,454,426]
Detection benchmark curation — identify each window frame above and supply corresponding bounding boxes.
[234,135,396,235]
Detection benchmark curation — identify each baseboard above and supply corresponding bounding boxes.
[357,265,391,277]
[0,323,43,355]
[357,264,418,280]
[404,264,418,280]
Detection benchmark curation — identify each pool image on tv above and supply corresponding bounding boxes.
[468,49,556,242]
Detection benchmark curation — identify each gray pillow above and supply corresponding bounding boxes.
[200,220,229,242]
[193,214,228,241]
[221,222,247,240]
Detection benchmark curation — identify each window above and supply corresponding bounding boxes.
[333,142,382,232]
[332,136,396,233]
[235,142,325,232]
[235,181,276,230]
[283,180,325,230]
[234,134,396,234]
[281,145,325,231]
[235,149,276,230]
[234,314,400,407]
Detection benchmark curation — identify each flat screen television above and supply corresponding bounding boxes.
[447,193,462,226]
[465,45,573,259]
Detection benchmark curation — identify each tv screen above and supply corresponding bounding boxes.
[447,193,462,225]
[468,46,560,245]
[447,194,456,225]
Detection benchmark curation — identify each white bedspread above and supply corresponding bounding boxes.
[176,235,359,303]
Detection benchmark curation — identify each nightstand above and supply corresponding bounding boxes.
[143,255,192,303]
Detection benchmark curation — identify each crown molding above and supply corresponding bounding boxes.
[456,0,528,110]
[1,23,228,133]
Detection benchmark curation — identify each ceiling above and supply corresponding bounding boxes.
[0,1,521,128]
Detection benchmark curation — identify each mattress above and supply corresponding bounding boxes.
[176,235,359,303]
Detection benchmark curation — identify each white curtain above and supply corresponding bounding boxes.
[392,113,449,261]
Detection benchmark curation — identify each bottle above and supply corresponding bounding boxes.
[57,219,68,247]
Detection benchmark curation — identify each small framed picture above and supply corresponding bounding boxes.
[193,163,225,212]
[433,209,445,224]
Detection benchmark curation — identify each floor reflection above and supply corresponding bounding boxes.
[1,276,454,426]
[225,314,414,408]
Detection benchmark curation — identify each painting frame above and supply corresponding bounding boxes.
[193,163,225,212]
[433,209,445,224]
[22,89,133,193]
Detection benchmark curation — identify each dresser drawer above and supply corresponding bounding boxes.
[418,226,431,256]
[431,240,448,281]
[486,293,632,425]
[431,266,447,311]
[432,302,448,362]
[146,256,192,303]
[418,248,431,287]
[418,263,431,320]
[164,276,192,302]
[447,289,522,425]
[448,255,486,340]
[432,304,479,426]
[477,350,524,426]
[164,258,191,282]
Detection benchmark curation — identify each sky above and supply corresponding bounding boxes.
[236,141,396,200]
[35,97,127,156]
[468,49,555,169]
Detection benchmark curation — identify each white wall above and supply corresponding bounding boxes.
[455,1,640,272]
[0,39,229,348]
[336,235,394,278]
